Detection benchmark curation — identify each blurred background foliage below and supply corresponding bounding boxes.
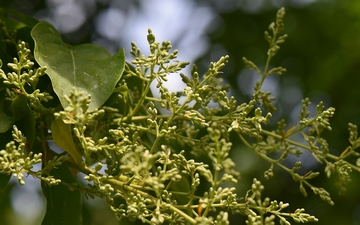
[1,0,360,224]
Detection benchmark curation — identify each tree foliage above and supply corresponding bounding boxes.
[1,5,360,225]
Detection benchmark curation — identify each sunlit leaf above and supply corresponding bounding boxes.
[31,21,125,111]
[51,119,83,167]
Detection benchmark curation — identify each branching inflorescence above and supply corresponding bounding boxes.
[1,7,360,225]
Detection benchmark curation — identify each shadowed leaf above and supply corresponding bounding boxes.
[41,163,82,225]
[0,173,11,192]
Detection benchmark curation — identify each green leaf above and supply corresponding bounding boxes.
[169,175,192,216]
[0,92,13,133]
[31,21,125,111]
[11,94,35,145]
[41,163,82,225]
[51,119,83,167]
[11,94,29,121]
[0,8,38,32]
[16,26,35,51]
[0,127,12,156]
[170,175,191,202]
[0,173,11,192]
[0,182,15,225]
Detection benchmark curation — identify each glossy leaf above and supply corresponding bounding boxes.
[51,119,83,167]
[31,21,125,111]
[41,163,82,225]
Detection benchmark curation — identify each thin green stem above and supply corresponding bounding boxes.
[261,129,311,150]
[145,96,163,102]
[128,82,151,118]
[201,171,219,218]
[261,53,272,84]
[326,153,360,172]
[260,129,360,171]
[237,132,315,188]
[167,204,197,224]
[259,38,276,88]
[114,115,216,123]
[104,177,155,198]
[202,138,221,218]
[149,135,161,154]
[128,64,155,118]
[104,177,197,224]
[165,97,191,129]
